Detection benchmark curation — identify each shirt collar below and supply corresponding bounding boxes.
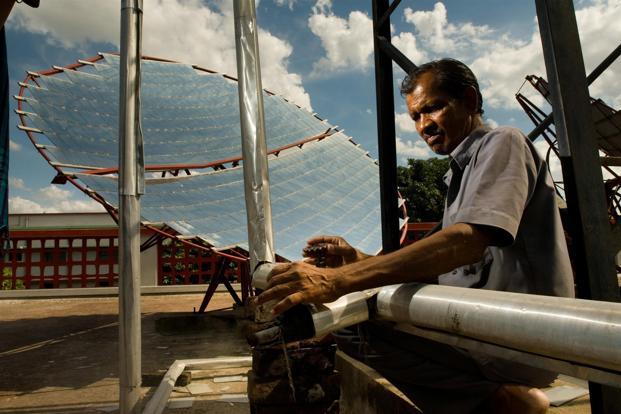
[449,125,492,170]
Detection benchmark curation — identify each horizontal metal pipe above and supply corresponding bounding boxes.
[395,323,621,387]
[251,263,372,344]
[312,290,374,337]
[251,271,621,381]
[377,283,621,373]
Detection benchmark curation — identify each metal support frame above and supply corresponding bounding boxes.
[535,0,621,412]
[372,0,414,253]
[118,0,144,413]
[197,256,243,313]
[233,0,275,272]
[526,42,621,142]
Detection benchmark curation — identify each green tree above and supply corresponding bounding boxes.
[397,157,450,222]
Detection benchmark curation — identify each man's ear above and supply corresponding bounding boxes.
[462,86,479,114]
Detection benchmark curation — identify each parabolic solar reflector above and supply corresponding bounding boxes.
[17,54,394,260]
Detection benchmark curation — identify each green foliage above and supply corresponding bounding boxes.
[1,267,24,290]
[397,157,450,222]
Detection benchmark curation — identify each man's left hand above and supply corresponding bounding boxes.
[255,262,343,315]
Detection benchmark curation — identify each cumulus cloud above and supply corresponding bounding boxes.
[404,3,494,55]
[391,32,427,68]
[9,140,22,152]
[403,1,621,110]
[9,177,25,189]
[395,136,434,164]
[576,0,621,108]
[308,4,374,75]
[9,197,46,214]
[9,185,105,213]
[307,1,620,111]
[484,118,499,129]
[395,112,416,134]
[471,0,621,110]
[8,1,118,49]
[9,0,311,109]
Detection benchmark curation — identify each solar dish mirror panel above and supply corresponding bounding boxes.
[18,55,393,260]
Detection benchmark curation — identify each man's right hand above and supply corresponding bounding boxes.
[302,235,369,268]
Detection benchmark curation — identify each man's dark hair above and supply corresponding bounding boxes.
[400,58,484,115]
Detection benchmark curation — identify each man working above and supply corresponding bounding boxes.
[257,58,574,413]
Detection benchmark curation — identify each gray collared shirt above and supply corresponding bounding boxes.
[438,126,574,298]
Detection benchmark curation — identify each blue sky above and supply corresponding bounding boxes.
[4,0,621,213]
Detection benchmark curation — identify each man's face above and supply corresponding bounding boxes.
[405,72,475,155]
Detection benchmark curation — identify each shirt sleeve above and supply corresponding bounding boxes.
[452,127,537,245]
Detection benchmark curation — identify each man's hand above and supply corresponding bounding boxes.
[302,236,368,268]
[256,261,345,315]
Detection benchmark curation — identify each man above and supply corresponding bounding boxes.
[257,59,574,413]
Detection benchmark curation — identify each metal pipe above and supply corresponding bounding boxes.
[251,263,372,344]
[312,290,373,337]
[377,283,621,373]
[250,277,621,383]
[248,289,374,346]
[233,0,275,273]
[118,1,144,413]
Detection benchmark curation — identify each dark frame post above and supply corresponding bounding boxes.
[372,0,400,253]
[535,1,621,412]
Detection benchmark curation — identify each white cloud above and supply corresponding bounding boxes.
[533,139,562,182]
[391,32,427,68]
[403,3,494,56]
[576,0,621,108]
[395,136,434,164]
[403,3,454,53]
[8,1,118,49]
[9,185,105,213]
[9,177,25,189]
[400,1,621,111]
[9,0,311,110]
[308,7,374,75]
[9,197,45,214]
[484,118,499,129]
[395,112,416,134]
[274,0,296,10]
[9,140,22,152]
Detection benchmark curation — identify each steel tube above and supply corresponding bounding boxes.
[377,283,621,373]
[248,290,373,346]
[312,290,373,337]
[118,1,144,413]
[252,263,373,340]
[233,0,275,273]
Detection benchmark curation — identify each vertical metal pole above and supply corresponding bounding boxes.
[119,1,144,413]
[535,1,621,412]
[233,0,275,272]
[372,0,400,253]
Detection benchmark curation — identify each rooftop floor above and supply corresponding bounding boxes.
[0,293,593,413]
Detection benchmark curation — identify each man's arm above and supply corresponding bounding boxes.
[257,222,496,315]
